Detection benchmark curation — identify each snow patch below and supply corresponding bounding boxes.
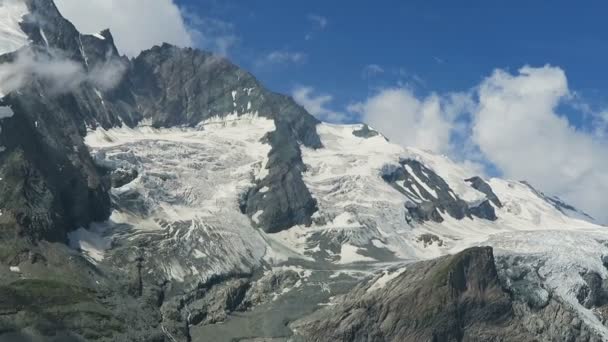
[252,210,263,224]
[0,0,29,55]
[366,266,408,293]
[68,224,112,263]
[92,32,106,40]
[404,164,438,199]
[0,106,13,119]
[338,244,375,264]
[39,28,49,47]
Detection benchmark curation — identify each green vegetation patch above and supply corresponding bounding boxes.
[0,279,95,311]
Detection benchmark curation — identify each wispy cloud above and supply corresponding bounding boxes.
[0,48,126,97]
[305,14,328,40]
[180,8,238,56]
[256,50,307,68]
[433,56,445,64]
[292,86,348,123]
[396,67,426,88]
[362,64,385,79]
[308,14,328,30]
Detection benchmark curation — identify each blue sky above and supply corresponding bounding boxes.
[178,0,608,120]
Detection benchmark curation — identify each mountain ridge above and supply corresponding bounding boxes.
[0,1,606,341]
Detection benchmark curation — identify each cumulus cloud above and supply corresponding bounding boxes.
[348,88,468,154]
[292,86,348,123]
[54,0,195,57]
[0,49,126,96]
[353,65,608,222]
[472,65,608,222]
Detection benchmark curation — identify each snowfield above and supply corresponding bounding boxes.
[81,118,608,337]
[0,0,29,55]
[81,114,275,282]
[269,123,604,263]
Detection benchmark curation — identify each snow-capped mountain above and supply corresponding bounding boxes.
[0,1,607,341]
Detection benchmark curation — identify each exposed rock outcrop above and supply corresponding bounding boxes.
[293,247,608,342]
[383,159,498,223]
[293,247,530,341]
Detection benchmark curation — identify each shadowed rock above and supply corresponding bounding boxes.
[383,160,498,223]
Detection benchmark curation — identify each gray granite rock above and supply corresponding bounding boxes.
[352,124,379,138]
[383,159,498,223]
[293,247,531,341]
[294,247,608,342]
[466,176,503,208]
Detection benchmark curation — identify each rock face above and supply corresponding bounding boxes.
[382,159,498,223]
[127,44,321,233]
[0,0,320,246]
[0,1,605,341]
[352,124,379,138]
[293,247,608,342]
[293,247,532,341]
[0,0,321,339]
[466,176,503,208]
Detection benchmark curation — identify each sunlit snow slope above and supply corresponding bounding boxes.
[80,114,274,282]
[266,123,603,263]
[82,117,608,337]
[0,0,29,55]
[83,119,603,268]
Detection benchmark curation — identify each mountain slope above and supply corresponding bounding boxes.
[0,1,606,341]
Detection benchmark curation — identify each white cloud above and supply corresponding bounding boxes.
[362,64,385,79]
[179,8,237,56]
[348,88,463,154]
[351,65,608,223]
[0,48,126,96]
[592,109,608,138]
[292,86,348,123]
[472,65,608,222]
[54,0,195,57]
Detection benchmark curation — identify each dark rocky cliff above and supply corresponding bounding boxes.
[0,0,321,244]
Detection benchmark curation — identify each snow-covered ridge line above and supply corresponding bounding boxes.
[278,122,604,264]
[85,113,273,148]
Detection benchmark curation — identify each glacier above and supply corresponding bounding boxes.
[82,116,608,339]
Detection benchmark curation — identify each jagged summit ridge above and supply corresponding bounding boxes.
[0,0,605,341]
[0,0,325,239]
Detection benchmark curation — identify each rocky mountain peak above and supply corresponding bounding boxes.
[0,1,605,341]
